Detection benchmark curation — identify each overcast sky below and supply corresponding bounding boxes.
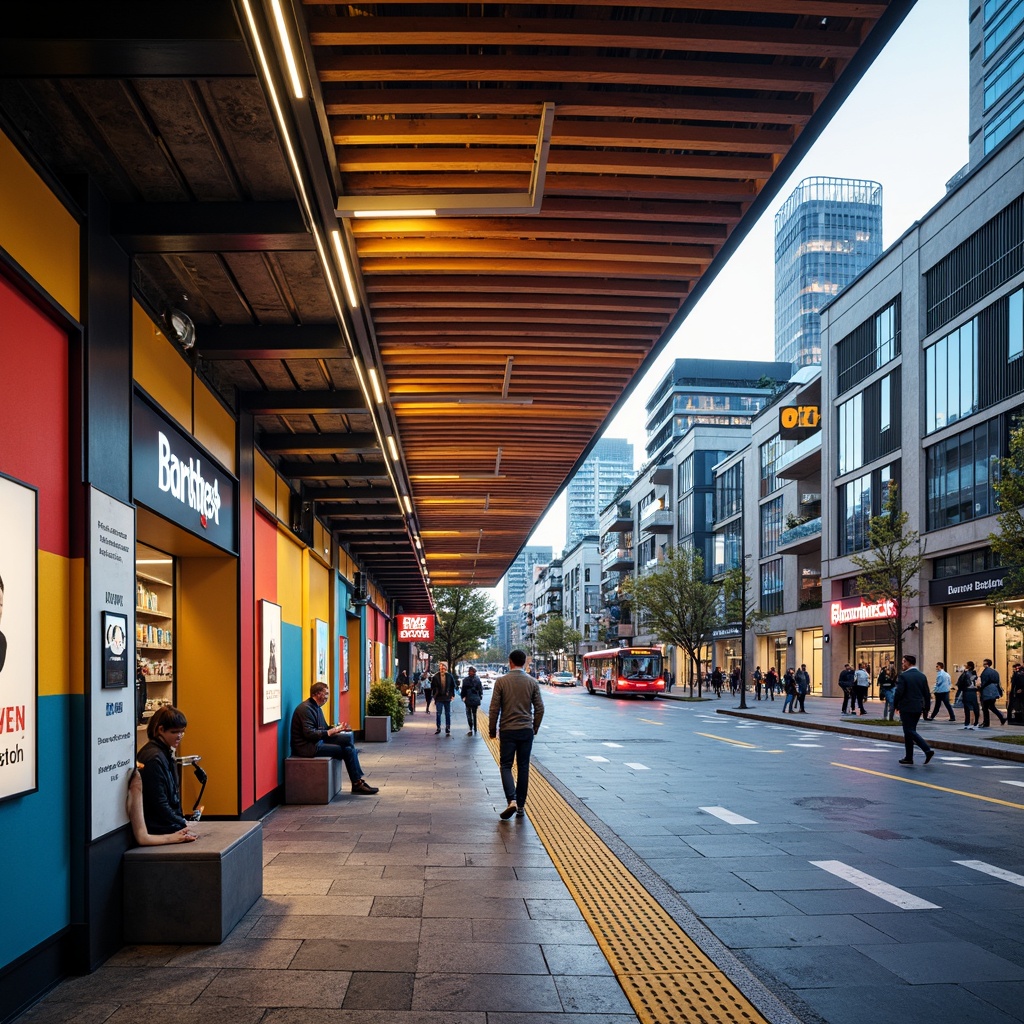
[489,0,970,608]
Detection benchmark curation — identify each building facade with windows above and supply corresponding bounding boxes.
[819,128,1024,693]
[565,437,634,548]
[502,545,552,651]
[561,535,601,668]
[774,177,884,369]
[972,0,1024,163]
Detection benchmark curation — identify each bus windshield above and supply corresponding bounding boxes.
[620,655,661,680]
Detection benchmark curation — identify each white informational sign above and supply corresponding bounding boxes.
[88,487,137,839]
[0,473,38,803]
[261,600,282,723]
[314,618,328,684]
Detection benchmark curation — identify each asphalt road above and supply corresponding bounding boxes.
[512,683,1024,1024]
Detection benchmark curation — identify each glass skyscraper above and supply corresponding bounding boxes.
[774,176,883,368]
[972,0,1024,162]
[565,438,634,548]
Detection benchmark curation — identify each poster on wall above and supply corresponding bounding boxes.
[314,618,328,684]
[102,612,129,688]
[261,600,282,724]
[366,638,374,693]
[88,487,136,839]
[0,472,38,804]
[339,635,349,695]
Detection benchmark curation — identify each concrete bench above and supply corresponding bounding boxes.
[285,755,343,804]
[123,820,263,944]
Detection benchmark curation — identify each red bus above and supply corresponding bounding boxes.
[582,647,665,700]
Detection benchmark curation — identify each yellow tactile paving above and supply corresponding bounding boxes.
[482,732,769,1024]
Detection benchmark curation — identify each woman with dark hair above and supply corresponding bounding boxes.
[137,705,190,834]
[126,762,196,845]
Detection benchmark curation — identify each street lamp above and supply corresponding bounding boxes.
[737,549,751,710]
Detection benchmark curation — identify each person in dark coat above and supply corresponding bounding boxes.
[838,664,856,714]
[1009,663,1024,724]
[431,661,459,736]
[893,654,934,766]
[137,705,191,834]
[461,666,484,735]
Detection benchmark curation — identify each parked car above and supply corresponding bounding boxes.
[550,671,576,687]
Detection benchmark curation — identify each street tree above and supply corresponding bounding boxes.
[534,616,583,672]
[421,587,497,670]
[624,547,720,696]
[850,482,923,669]
[989,419,1024,636]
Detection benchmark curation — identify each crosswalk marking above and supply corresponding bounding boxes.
[602,742,623,748]
[584,755,610,762]
[788,742,822,747]
[624,762,650,771]
[953,860,1024,887]
[1001,780,1024,788]
[700,806,757,825]
[810,860,940,910]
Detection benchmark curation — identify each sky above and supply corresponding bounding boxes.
[488,0,970,609]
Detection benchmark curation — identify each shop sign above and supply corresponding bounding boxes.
[132,392,237,554]
[929,567,1007,605]
[779,404,821,441]
[829,596,897,625]
[88,487,136,839]
[397,614,435,641]
[712,623,742,640]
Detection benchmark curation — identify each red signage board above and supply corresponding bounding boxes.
[397,614,435,641]
[829,596,897,626]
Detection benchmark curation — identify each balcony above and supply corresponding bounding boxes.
[649,461,673,485]
[602,546,633,571]
[600,500,633,534]
[640,505,673,534]
[775,432,821,479]
[777,516,822,555]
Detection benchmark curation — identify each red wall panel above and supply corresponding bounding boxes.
[0,277,69,556]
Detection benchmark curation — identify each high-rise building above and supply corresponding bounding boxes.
[774,176,883,368]
[502,545,552,624]
[970,0,1024,163]
[644,358,792,463]
[565,438,634,548]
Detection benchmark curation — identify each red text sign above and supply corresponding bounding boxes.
[397,614,435,641]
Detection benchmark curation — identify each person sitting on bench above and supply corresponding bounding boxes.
[290,682,379,795]
[126,762,197,845]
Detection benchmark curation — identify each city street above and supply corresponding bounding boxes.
[516,684,1024,1024]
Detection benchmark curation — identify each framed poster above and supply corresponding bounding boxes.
[339,635,349,694]
[314,618,328,684]
[261,599,282,723]
[0,472,38,803]
[102,611,129,688]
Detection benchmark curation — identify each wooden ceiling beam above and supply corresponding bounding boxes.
[359,257,701,279]
[277,460,390,481]
[258,433,380,455]
[198,324,344,360]
[239,390,366,415]
[376,322,659,340]
[339,148,776,179]
[321,86,815,124]
[304,0,885,16]
[374,310,670,327]
[363,274,688,297]
[369,291,681,313]
[308,486,394,502]
[331,117,792,154]
[309,16,861,58]
[316,54,835,93]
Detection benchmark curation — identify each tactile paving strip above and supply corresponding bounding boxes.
[483,732,768,1024]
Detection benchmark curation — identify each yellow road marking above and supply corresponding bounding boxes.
[832,762,1024,810]
[638,718,663,726]
[696,732,757,748]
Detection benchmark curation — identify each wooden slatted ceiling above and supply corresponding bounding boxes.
[296,0,897,593]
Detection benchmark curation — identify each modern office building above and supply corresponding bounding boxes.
[644,359,791,464]
[971,0,1024,163]
[502,545,552,652]
[561,535,602,660]
[774,176,884,368]
[565,437,634,548]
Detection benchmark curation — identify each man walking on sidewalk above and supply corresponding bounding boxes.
[489,650,544,819]
[894,655,934,767]
[928,661,956,721]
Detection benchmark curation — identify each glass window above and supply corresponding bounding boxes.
[678,455,694,494]
[839,472,872,555]
[760,497,784,558]
[760,559,784,615]
[986,0,1024,59]
[837,393,863,475]
[985,89,1024,154]
[925,319,977,433]
[876,303,896,367]
[760,434,784,496]
[678,493,693,540]
[1010,287,1023,361]
[880,374,891,432]
[985,35,1024,109]
[926,417,1003,530]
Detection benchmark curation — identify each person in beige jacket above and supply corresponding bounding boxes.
[488,650,544,819]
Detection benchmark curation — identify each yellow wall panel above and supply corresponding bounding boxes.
[194,385,236,475]
[277,530,303,626]
[132,301,191,428]
[0,131,79,319]
[255,452,277,513]
[176,555,239,817]
[38,551,71,698]
[276,478,291,522]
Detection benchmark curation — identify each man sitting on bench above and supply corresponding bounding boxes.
[290,682,379,795]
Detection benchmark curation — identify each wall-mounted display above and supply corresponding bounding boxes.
[102,612,128,689]
[314,618,328,684]
[0,472,38,803]
[339,635,349,695]
[261,600,282,723]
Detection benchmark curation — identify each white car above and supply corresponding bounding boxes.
[550,671,576,687]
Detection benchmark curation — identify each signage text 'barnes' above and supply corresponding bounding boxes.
[158,431,221,527]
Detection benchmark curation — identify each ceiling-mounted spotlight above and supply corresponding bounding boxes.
[166,308,195,351]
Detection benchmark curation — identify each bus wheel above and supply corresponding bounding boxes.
[644,694,656,700]
[605,681,613,698]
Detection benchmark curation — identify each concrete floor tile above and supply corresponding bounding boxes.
[195,968,349,1007]
[553,976,633,1013]
[289,939,418,972]
[43,968,221,1005]
[422,896,530,919]
[540,944,615,976]
[341,972,414,1010]
[370,896,424,918]
[417,942,547,975]
[525,900,585,921]
[246,916,420,942]
[411,972,561,1012]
